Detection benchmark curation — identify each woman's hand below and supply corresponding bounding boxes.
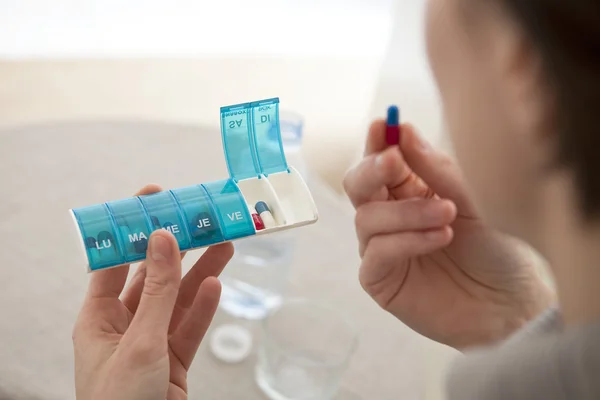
[344,122,554,349]
[73,184,233,400]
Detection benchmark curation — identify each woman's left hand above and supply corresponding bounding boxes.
[73,184,234,400]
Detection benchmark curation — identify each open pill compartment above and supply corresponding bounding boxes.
[69,97,319,272]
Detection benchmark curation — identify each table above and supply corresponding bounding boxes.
[0,121,429,399]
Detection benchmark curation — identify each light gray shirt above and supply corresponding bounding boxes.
[446,308,600,399]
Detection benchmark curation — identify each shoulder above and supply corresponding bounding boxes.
[444,308,600,400]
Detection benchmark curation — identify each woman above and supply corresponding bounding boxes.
[73,0,599,398]
[344,0,600,398]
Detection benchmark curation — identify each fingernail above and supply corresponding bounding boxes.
[150,234,170,262]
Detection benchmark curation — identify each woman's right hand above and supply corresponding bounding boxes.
[343,121,555,349]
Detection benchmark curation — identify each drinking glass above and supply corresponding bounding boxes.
[255,299,358,400]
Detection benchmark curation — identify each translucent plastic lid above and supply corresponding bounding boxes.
[220,97,289,181]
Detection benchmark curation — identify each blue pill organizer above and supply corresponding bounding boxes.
[69,98,319,272]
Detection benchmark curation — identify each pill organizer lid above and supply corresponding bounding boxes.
[220,97,289,181]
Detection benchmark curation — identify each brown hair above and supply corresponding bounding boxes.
[497,1,600,216]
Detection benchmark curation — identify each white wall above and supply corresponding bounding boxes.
[0,0,394,58]
[368,0,444,148]
[0,0,443,191]
[0,0,401,192]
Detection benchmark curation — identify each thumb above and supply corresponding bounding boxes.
[127,230,182,338]
[401,124,477,216]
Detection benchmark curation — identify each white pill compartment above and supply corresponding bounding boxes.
[262,167,317,226]
[235,166,318,234]
[236,176,287,228]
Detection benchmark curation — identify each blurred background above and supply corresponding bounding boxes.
[0,0,444,193]
[0,1,460,399]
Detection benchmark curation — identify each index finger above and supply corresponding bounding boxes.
[87,183,163,300]
[344,146,412,208]
[365,119,412,156]
[364,119,387,156]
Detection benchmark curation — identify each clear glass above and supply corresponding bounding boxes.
[278,110,304,153]
[279,110,308,179]
[255,299,358,400]
[219,232,294,320]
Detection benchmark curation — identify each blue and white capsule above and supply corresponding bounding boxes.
[255,201,276,229]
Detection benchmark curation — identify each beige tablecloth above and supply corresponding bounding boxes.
[0,121,429,400]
